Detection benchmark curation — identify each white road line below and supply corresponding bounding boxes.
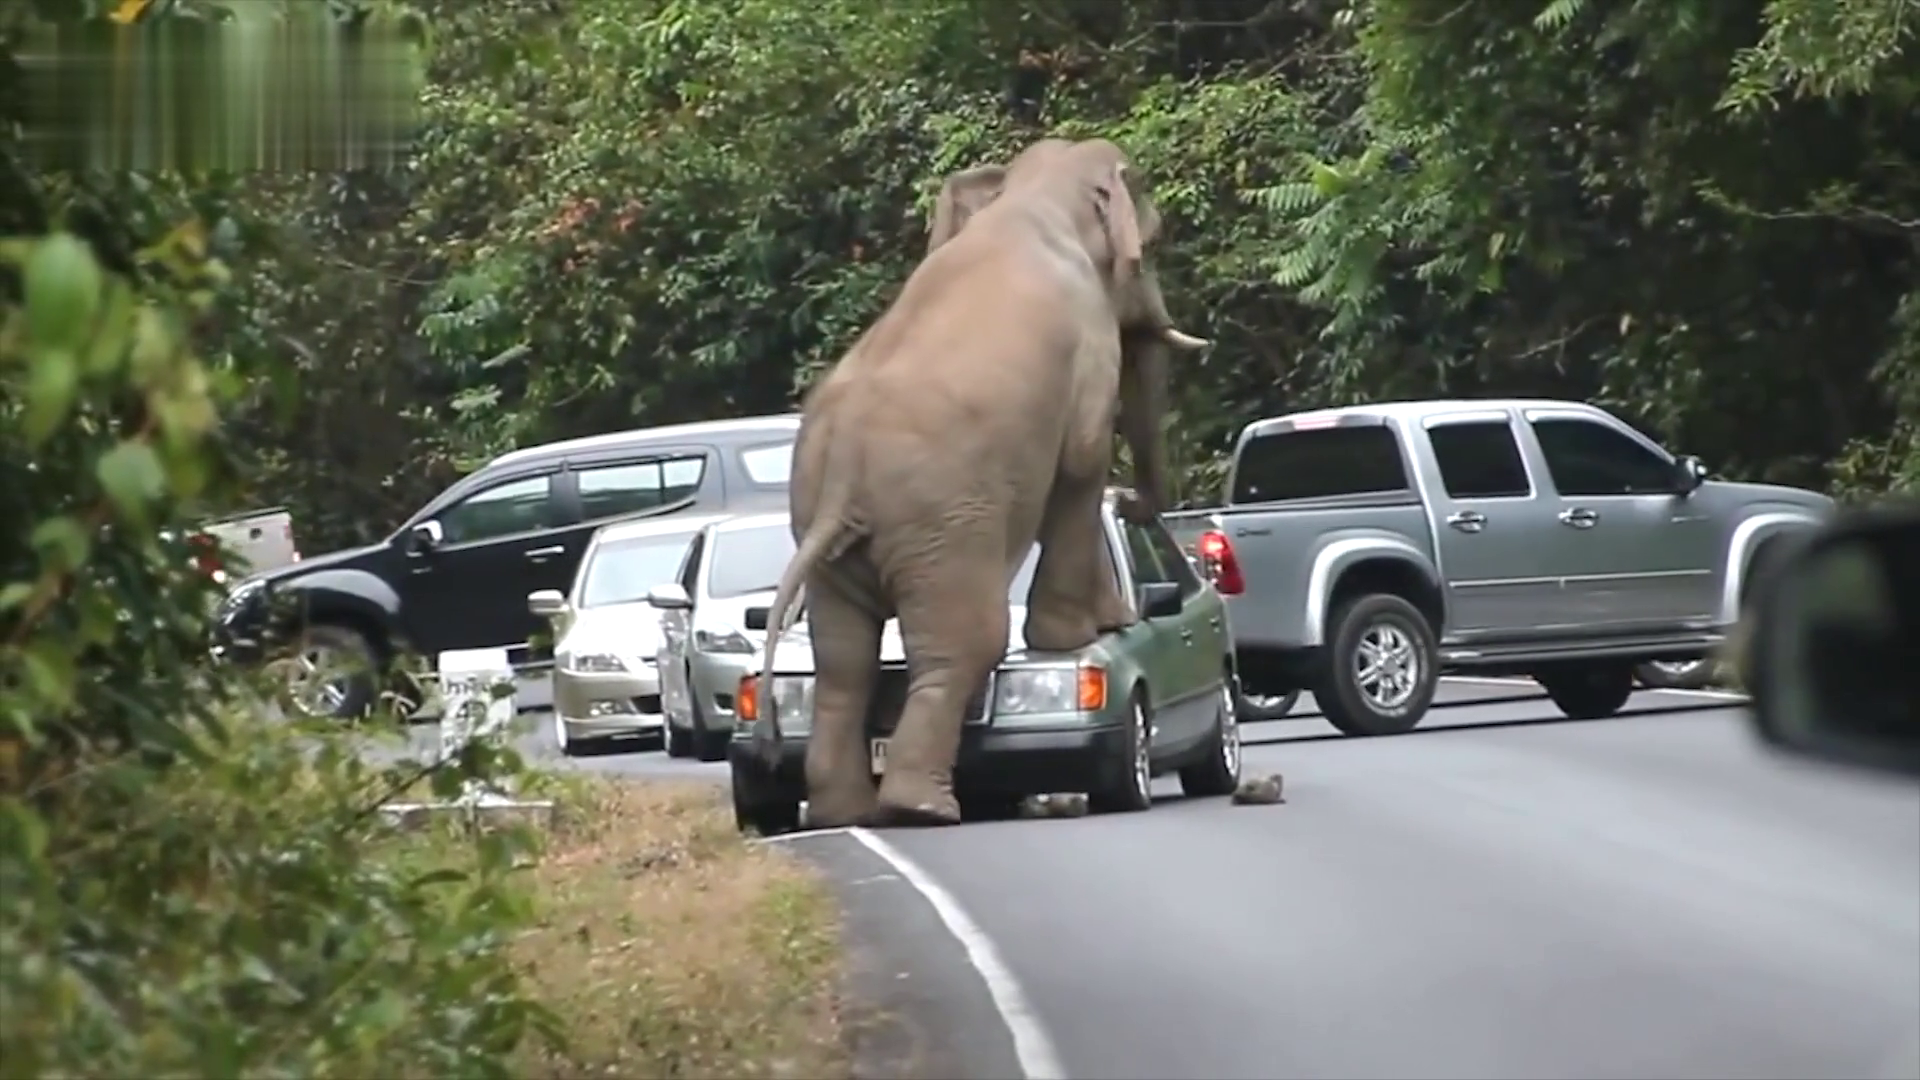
[1440,674,1750,703]
[845,826,1067,1080]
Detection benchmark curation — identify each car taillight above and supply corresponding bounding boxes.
[1195,529,1245,596]
[187,532,223,577]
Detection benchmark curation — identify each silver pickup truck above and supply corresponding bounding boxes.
[1164,398,1832,735]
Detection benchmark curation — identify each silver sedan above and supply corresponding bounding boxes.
[649,512,795,761]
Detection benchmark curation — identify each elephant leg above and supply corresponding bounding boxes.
[874,563,1010,827]
[801,581,883,828]
[1024,476,1123,652]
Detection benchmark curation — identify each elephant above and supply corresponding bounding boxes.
[753,137,1208,828]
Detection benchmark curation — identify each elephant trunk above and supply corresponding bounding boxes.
[1119,331,1172,518]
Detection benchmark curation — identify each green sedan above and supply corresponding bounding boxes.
[728,489,1245,832]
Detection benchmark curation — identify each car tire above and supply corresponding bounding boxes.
[1235,686,1300,722]
[278,623,379,721]
[1313,593,1439,736]
[1537,663,1636,719]
[1089,691,1154,814]
[730,761,800,836]
[664,717,694,758]
[689,694,731,762]
[1180,680,1244,798]
[1635,658,1716,690]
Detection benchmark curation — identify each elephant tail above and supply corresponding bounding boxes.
[753,451,863,763]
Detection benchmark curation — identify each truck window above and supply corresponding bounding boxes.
[1428,421,1532,499]
[1529,417,1673,496]
[1231,426,1409,503]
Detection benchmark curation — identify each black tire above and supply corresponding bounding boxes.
[730,761,801,836]
[689,692,731,762]
[665,672,696,757]
[1537,663,1636,719]
[1635,658,1716,690]
[1313,593,1439,736]
[280,623,379,720]
[1235,687,1301,722]
[1090,691,1154,814]
[1180,680,1244,798]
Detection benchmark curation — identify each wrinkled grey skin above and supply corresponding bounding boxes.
[753,138,1208,828]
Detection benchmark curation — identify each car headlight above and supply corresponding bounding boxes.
[993,665,1106,716]
[563,652,626,673]
[695,627,756,654]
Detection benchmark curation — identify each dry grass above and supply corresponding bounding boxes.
[515,777,849,1079]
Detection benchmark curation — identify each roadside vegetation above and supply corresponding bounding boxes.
[2,0,1910,1072]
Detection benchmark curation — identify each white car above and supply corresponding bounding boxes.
[526,512,731,756]
[648,512,796,761]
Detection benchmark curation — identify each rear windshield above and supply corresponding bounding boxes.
[579,531,698,607]
[707,522,798,600]
[1230,425,1409,503]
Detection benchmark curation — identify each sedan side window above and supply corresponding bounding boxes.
[1530,417,1675,497]
[576,455,708,522]
[1124,524,1174,587]
[437,475,554,545]
[1145,521,1205,598]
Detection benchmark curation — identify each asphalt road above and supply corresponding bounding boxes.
[402,679,1920,1080]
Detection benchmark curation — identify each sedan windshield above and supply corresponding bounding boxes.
[580,532,697,608]
[707,523,798,600]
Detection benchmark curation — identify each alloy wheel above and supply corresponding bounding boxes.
[1354,622,1420,711]
[1218,685,1242,779]
[1129,699,1152,801]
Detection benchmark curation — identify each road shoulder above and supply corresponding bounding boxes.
[776,830,1032,1080]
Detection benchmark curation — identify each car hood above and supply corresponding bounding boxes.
[239,538,386,588]
[1702,479,1835,514]
[557,601,667,663]
[699,589,778,638]
[763,604,1100,673]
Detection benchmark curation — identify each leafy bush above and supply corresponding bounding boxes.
[0,230,553,1078]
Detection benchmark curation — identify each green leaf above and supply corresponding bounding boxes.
[23,348,81,447]
[0,582,35,612]
[95,440,168,519]
[29,516,92,574]
[19,643,78,709]
[23,233,104,355]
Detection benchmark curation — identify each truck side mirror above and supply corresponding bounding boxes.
[406,520,443,555]
[1672,455,1709,494]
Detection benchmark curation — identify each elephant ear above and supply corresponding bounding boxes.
[1096,163,1144,284]
[927,165,1008,255]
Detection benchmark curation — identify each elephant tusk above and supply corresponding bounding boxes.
[1162,327,1210,351]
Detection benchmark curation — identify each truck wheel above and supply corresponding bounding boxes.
[275,623,379,720]
[1235,688,1300,722]
[1313,594,1438,736]
[1537,663,1636,719]
[1635,658,1716,690]
[730,760,800,836]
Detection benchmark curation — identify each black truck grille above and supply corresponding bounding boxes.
[863,665,992,735]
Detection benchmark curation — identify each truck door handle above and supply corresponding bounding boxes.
[1558,508,1599,529]
[1179,628,1195,644]
[1446,511,1486,533]
[524,545,565,561]
[1208,616,1222,630]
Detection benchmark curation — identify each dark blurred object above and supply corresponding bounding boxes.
[1744,503,1920,779]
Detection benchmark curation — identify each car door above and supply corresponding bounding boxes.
[1422,413,1568,637]
[399,470,562,657]
[657,527,708,728]
[1523,410,1720,628]
[1119,519,1212,746]
[1144,518,1228,712]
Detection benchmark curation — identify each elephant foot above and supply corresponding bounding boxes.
[1023,608,1099,654]
[1092,593,1136,635]
[872,775,962,828]
[804,772,878,829]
